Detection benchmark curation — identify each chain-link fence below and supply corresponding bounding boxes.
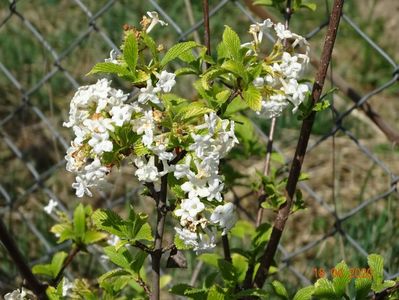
[1,0,398,294]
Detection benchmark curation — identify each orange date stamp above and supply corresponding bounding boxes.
[313,267,373,279]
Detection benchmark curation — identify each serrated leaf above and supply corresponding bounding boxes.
[252,223,272,248]
[87,62,130,76]
[355,277,372,300]
[230,220,255,239]
[218,259,238,282]
[161,41,198,66]
[130,250,148,273]
[242,84,262,111]
[175,67,198,76]
[332,261,351,297]
[313,278,336,299]
[103,246,132,269]
[50,223,74,243]
[32,264,54,278]
[272,280,289,299]
[92,209,127,238]
[141,32,158,59]
[201,68,226,90]
[221,60,246,82]
[293,286,315,300]
[134,140,150,156]
[73,203,86,239]
[123,32,138,73]
[222,26,241,61]
[207,285,226,300]
[169,283,193,296]
[175,102,214,121]
[98,268,131,286]
[368,254,384,290]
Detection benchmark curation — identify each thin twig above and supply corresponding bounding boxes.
[374,281,399,300]
[202,0,211,57]
[0,218,48,299]
[253,0,345,288]
[221,234,232,263]
[151,173,168,300]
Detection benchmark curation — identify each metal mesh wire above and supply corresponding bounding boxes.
[0,0,398,292]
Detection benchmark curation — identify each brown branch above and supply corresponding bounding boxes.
[221,234,232,263]
[253,0,345,288]
[151,173,168,300]
[0,218,48,299]
[202,0,211,57]
[137,275,152,297]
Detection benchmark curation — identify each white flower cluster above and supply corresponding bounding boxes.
[247,19,310,119]
[64,71,177,198]
[4,287,33,300]
[173,113,238,251]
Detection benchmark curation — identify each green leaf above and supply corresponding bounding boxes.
[141,32,158,59]
[293,286,314,300]
[207,285,226,300]
[313,100,330,112]
[355,277,372,300]
[218,259,238,283]
[253,0,274,5]
[221,60,246,81]
[92,209,126,238]
[83,230,107,244]
[98,268,131,286]
[175,67,198,76]
[32,264,54,278]
[271,280,289,299]
[368,254,384,291]
[51,251,68,278]
[234,289,268,299]
[160,275,172,289]
[123,32,138,73]
[242,84,262,111]
[199,253,223,268]
[230,220,255,239]
[313,278,336,299]
[103,246,132,269]
[127,209,153,241]
[301,2,317,11]
[175,102,214,121]
[131,251,148,273]
[232,254,247,283]
[252,223,272,249]
[73,203,86,239]
[87,62,130,76]
[161,41,198,66]
[222,26,241,61]
[134,140,151,156]
[332,261,351,297]
[50,223,74,243]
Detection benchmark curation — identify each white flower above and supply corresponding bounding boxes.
[249,19,273,44]
[88,132,113,154]
[72,175,93,197]
[189,133,212,159]
[138,79,161,105]
[134,156,158,182]
[181,179,210,200]
[276,52,303,79]
[206,176,224,201]
[156,71,176,93]
[283,79,309,110]
[146,11,168,33]
[175,227,198,248]
[133,110,155,147]
[4,287,32,300]
[253,77,265,88]
[62,278,74,297]
[260,95,288,119]
[72,159,109,198]
[107,235,121,246]
[104,49,120,64]
[274,23,292,40]
[110,104,133,126]
[175,197,205,226]
[210,202,237,234]
[174,156,195,180]
[196,228,217,252]
[44,199,58,215]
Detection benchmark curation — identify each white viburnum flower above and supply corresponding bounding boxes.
[175,197,205,226]
[4,287,32,300]
[210,202,237,235]
[156,71,176,93]
[146,11,168,33]
[133,110,155,147]
[44,199,58,215]
[274,23,292,40]
[175,227,198,248]
[62,278,74,297]
[138,79,161,105]
[110,104,133,126]
[196,228,217,252]
[88,132,113,154]
[134,156,158,182]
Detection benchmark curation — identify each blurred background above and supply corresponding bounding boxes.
[0,0,398,297]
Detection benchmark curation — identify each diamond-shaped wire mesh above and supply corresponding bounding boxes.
[0,0,398,294]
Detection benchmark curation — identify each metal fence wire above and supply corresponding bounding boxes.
[0,0,398,294]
